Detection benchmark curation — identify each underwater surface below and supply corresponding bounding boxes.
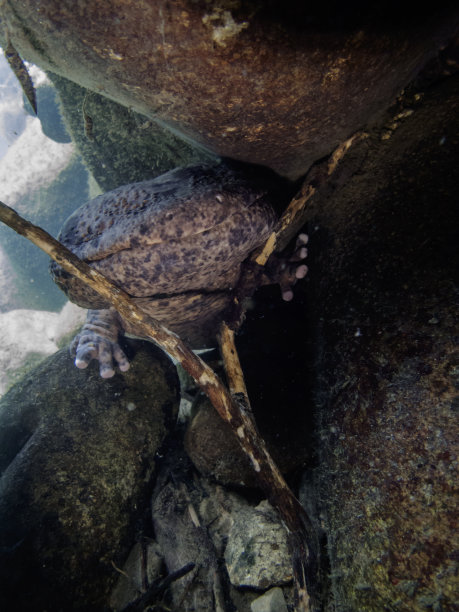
[0,5,457,610]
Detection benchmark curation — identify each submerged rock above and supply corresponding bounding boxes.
[224,500,292,589]
[185,394,311,487]
[48,73,214,192]
[250,587,289,612]
[1,3,457,178]
[301,68,459,610]
[0,342,179,611]
[149,444,295,611]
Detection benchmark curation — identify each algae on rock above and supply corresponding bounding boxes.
[49,73,216,193]
[0,341,180,611]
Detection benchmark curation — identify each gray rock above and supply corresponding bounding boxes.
[25,82,72,144]
[148,443,291,611]
[151,451,227,612]
[0,341,179,611]
[250,587,288,612]
[224,500,292,589]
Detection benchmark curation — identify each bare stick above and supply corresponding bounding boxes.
[253,132,367,266]
[4,36,37,115]
[215,135,367,608]
[218,322,249,400]
[218,325,319,611]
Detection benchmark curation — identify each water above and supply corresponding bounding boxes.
[0,50,89,394]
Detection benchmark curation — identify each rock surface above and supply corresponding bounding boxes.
[145,440,295,611]
[0,342,179,611]
[301,67,459,610]
[30,81,72,144]
[1,3,457,178]
[224,500,292,589]
[184,396,256,486]
[49,73,214,192]
[151,448,228,611]
[185,394,311,487]
[250,587,289,612]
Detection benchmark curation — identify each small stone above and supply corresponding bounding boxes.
[250,587,288,612]
[224,500,292,589]
[109,541,163,611]
[184,398,256,487]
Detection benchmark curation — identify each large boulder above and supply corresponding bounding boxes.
[0,341,179,611]
[1,2,457,178]
[301,67,459,610]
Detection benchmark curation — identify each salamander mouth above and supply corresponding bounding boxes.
[139,287,231,301]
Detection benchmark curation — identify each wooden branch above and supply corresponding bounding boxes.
[4,36,37,115]
[218,322,249,400]
[0,199,316,609]
[253,131,367,266]
[217,321,317,609]
[214,134,367,608]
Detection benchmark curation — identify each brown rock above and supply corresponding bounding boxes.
[184,394,311,488]
[184,397,256,487]
[301,71,459,609]
[1,2,457,178]
[48,73,214,192]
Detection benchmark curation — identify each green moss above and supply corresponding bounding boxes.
[56,323,83,350]
[49,73,216,192]
[4,351,49,393]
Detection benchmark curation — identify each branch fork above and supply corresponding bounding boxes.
[0,133,363,610]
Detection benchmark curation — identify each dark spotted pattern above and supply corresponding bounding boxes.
[50,164,278,346]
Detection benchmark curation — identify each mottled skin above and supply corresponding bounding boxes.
[51,164,307,377]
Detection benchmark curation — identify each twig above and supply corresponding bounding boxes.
[121,562,195,611]
[252,132,367,265]
[218,326,318,612]
[226,133,367,337]
[111,559,131,581]
[215,135,367,609]
[4,34,37,115]
[218,322,249,401]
